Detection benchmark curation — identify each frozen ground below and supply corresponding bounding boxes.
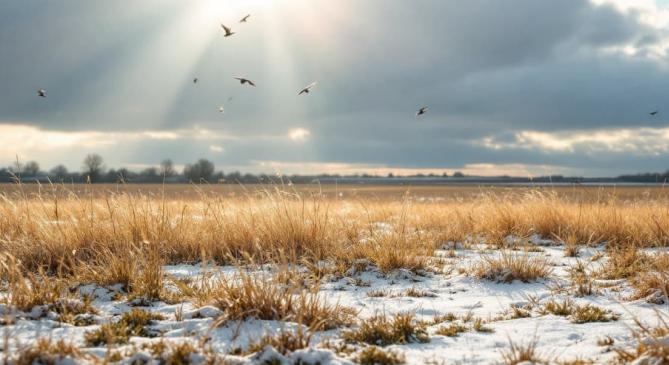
[1,238,667,364]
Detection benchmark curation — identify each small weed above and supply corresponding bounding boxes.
[472,317,494,333]
[436,323,467,337]
[356,346,405,365]
[570,304,618,324]
[343,312,429,346]
[474,252,552,283]
[84,309,164,346]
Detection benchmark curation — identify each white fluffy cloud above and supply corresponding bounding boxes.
[479,126,669,155]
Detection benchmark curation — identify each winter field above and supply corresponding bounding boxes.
[1,184,668,364]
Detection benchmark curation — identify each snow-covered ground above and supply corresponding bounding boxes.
[1,239,667,364]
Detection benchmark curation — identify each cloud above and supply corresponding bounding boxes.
[247,160,576,177]
[0,123,237,152]
[209,144,224,153]
[287,128,311,142]
[1,0,669,176]
[478,126,669,155]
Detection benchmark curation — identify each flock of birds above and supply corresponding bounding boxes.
[34,13,660,120]
[34,13,431,119]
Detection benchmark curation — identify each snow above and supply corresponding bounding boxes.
[1,238,667,364]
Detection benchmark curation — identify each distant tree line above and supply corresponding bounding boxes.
[0,154,468,184]
[616,171,669,183]
[0,153,666,184]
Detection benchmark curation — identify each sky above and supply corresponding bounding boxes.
[1,0,669,177]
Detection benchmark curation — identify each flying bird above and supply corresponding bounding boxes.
[298,82,317,95]
[221,24,235,37]
[650,110,659,116]
[416,106,428,117]
[37,89,46,97]
[193,78,198,84]
[234,77,256,86]
[218,106,225,113]
[240,14,251,23]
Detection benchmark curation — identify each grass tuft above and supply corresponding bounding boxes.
[474,252,552,283]
[13,338,83,365]
[84,309,164,346]
[356,346,405,365]
[343,312,429,346]
[436,323,467,337]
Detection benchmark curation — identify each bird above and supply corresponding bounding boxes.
[193,78,198,84]
[221,24,235,37]
[37,89,46,97]
[240,14,251,23]
[234,77,256,86]
[650,110,659,116]
[218,106,225,113]
[298,82,317,95]
[416,106,428,117]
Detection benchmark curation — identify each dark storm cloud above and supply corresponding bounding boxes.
[0,0,667,175]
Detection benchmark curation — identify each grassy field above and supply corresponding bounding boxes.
[2,182,669,201]
[1,183,668,364]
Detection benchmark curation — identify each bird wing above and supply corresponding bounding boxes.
[247,80,256,86]
[221,24,231,33]
[299,82,317,94]
[241,15,250,22]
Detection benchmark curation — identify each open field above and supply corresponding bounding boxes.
[1,184,668,364]
[2,182,669,201]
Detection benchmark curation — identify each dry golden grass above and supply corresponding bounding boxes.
[474,252,553,283]
[0,185,669,270]
[500,337,542,365]
[84,309,164,346]
[1,184,669,363]
[13,338,85,365]
[615,309,669,364]
[356,346,405,365]
[0,185,667,277]
[435,323,467,337]
[0,185,668,338]
[342,312,429,346]
[175,268,356,330]
[246,327,313,356]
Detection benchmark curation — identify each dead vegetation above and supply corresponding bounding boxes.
[176,269,356,330]
[0,186,667,277]
[474,252,553,283]
[500,337,543,365]
[342,312,429,346]
[0,185,668,363]
[356,346,405,365]
[12,338,85,365]
[540,298,619,323]
[615,309,669,364]
[84,309,164,346]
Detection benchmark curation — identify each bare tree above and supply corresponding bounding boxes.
[23,161,40,176]
[183,158,215,182]
[83,154,105,182]
[160,159,176,178]
[49,165,69,181]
